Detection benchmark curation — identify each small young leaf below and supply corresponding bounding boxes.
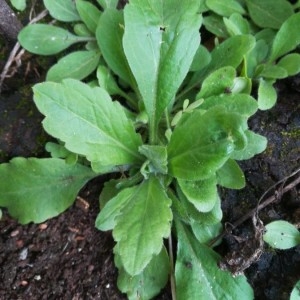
[231,130,267,160]
[46,50,100,82]
[216,159,245,189]
[0,158,96,224]
[76,0,101,33]
[263,220,300,250]
[175,221,254,300]
[96,185,135,231]
[73,23,92,37]
[269,12,300,61]
[277,53,300,76]
[33,79,143,169]
[123,0,202,134]
[168,107,247,180]
[206,0,246,17]
[96,8,134,85]
[257,78,277,110]
[177,177,218,212]
[96,0,118,9]
[290,280,300,300]
[43,0,80,22]
[196,66,236,99]
[203,15,228,38]
[245,0,293,29]
[116,246,170,300]
[113,177,172,276]
[10,0,26,11]
[223,13,250,36]
[18,24,83,55]
[96,65,121,95]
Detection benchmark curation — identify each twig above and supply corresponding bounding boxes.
[0,9,48,92]
[208,168,300,247]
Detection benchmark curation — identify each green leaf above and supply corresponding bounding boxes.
[245,0,293,29]
[113,177,172,275]
[96,185,134,231]
[73,23,92,37]
[10,0,26,11]
[33,79,143,169]
[175,221,254,300]
[116,246,170,300]
[190,45,211,72]
[177,177,218,213]
[96,9,134,85]
[257,78,277,110]
[290,280,300,300]
[96,0,118,9]
[0,158,96,224]
[18,24,84,55]
[223,13,250,36]
[96,65,121,95]
[45,142,78,165]
[203,15,228,38]
[231,130,267,160]
[206,0,246,17]
[191,221,223,244]
[138,145,168,175]
[168,107,247,180]
[46,50,100,82]
[263,220,300,250]
[216,159,245,189]
[277,53,300,76]
[196,66,236,99]
[269,13,300,61]
[258,64,288,79]
[76,0,101,33]
[43,0,80,22]
[123,0,202,137]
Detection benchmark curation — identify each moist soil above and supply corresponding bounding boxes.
[1,9,300,300]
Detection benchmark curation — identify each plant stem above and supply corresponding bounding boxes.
[168,234,177,300]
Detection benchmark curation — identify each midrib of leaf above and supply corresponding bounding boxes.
[39,90,141,162]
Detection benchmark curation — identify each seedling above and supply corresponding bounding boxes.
[1,0,300,299]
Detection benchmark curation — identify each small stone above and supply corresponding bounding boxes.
[10,229,19,237]
[20,280,28,286]
[39,223,48,230]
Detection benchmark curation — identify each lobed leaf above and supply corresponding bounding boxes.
[0,158,96,224]
[46,50,100,82]
[168,107,247,181]
[18,24,84,55]
[113,177,172,276]
[33,79,143,170]
[123,0,202,134]
[175,221,254,300]
[43,0,80,22]
[116,246,170,300]
[263,220,300,250]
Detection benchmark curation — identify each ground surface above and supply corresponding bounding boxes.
[0,3,300,299]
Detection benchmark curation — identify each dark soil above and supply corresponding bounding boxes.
[0,4,300,300]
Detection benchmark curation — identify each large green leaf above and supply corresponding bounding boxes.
[168,107,247,180]
[75,0,101,33]
[116,246,170,300]
[113,177,172,276]
[175,221,254,300]
[269,13,300,61]
[18,24,84,55]
[96,9,135,86]
[178,177,218,212]
[33,79,143,170]
[123,0,202,137]
[43,0,80,22]
[245,0,293,29]
[46,50,100,82]
[0,158,96,224]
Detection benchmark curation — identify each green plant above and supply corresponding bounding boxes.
[1,0,300,299]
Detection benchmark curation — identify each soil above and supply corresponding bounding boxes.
[0,3,300,300]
